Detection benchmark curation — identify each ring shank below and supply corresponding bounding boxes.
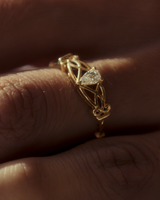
[50,54,111,138]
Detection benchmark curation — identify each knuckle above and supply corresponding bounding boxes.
[0,76,48,141]
[22,158,45,198]
[17,158,42,185]
[0,158,45,199]
[14,158,42,186]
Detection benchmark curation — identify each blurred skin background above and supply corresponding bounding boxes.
[1,0,160,71]
[0,0,160,199]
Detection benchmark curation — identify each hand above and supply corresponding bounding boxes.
[0,0,160,199]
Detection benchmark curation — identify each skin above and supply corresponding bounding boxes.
[0,0,160,199]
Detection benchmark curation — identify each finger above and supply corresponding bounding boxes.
[0,43,160,163]
[0,66,97,163]
[1,131,160,200]
[1,0,160,72]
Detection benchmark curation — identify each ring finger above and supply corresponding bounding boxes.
[0,43,160,163]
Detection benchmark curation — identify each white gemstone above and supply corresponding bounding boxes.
[80,67,101,85]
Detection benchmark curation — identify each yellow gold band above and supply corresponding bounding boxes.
[49,54,111,138]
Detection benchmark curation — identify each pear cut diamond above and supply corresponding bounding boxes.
[80,67,101,85]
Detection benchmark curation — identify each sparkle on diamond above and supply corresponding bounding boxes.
[80,68,101,85]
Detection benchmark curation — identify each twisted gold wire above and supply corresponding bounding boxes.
[49,54,111,138]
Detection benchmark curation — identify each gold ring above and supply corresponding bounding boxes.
[49,53,111,138]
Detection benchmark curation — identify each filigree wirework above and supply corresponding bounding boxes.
[49,53,111,138]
